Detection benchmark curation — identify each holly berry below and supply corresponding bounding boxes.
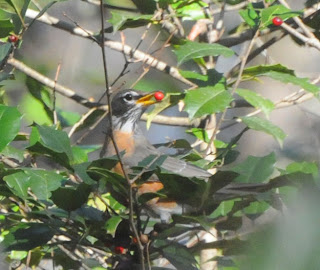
[8,35,18,43]
[114,246,125,254]
[272,17,283,26]
[154,91,164,101]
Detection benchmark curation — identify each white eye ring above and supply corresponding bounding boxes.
[123,93,133,101]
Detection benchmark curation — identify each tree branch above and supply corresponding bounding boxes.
[7,56,194,127]
[7,57,102,108]
[24,9,196,88]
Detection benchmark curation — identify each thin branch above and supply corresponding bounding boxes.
[221,75,320,130]
[105,39,196,88]
[209,1,249,15]
[7,57,102,108]
[205,29,260,155]
[131,29,174,88]
[0,156,19,168]
[244,75,320,118]
[280,21,320,51]
[68,107,100,138]
[278,0,316,39]
[54,242,91,270]
[53,62,62,126]
[167,4,185,37]
[7,56,193,127]
[98,1,145,269]
[218,3,320,47]
[75,110,108,144]
[24,9,196,88]
[81,0,139,12]
[226,32,286,78]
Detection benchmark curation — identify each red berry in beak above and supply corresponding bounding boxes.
[154,91,164,101]
[272,17,283,26]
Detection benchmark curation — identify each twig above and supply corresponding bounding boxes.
[7,57,102,108]
[105,39,196,88]
[226,32,286,78]
[209,1,249,15]
[68,107,100,138]
[280,21,320,51]
[278,0,316,39]
[75,110,108,144]
[218,3,320,47]
[245,75,320,118]
[82,0,139,12]
[55,242,91,270]
[24,9,196,87]
[0,156,19,168]
[167,4,185,37]
[108,32,130,90]
[221,75,320,130]
[98,1,145,269]
[94,193,118,216]
[134,10,162,54]
[205,29,260,155]
[131,29,173,88]
[7,57,193,127]
[53,62,62,126]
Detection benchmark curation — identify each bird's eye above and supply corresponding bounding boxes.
[123,93,133,101]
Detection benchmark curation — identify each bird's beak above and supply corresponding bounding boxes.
[136,93,157,106]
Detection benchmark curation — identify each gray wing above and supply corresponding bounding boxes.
[131,133,210,179]
[160,156,211,179]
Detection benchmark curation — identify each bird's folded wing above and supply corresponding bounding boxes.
[160,156,211,179]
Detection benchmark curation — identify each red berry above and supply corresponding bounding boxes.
[272,17,283,26]
[8,35,18,43]
[154,91,164,101]
[114,246,125,254]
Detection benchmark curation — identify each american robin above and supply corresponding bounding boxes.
[102,89,213,223]
[102,89,267,222]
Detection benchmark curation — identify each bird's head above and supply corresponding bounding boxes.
[110,89,161,132]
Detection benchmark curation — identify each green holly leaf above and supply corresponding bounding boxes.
[0,105,21,152]
[184,85,233,118]
[174,41,234,66]
[236,88,274,117]
[241,116,286,146]
[232,152,276,183]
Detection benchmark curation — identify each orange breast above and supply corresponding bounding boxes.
[110,130,135,156]
[108,130,135,175]
[137,182,164,195]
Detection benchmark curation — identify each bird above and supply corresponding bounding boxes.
[101,89,268,223]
